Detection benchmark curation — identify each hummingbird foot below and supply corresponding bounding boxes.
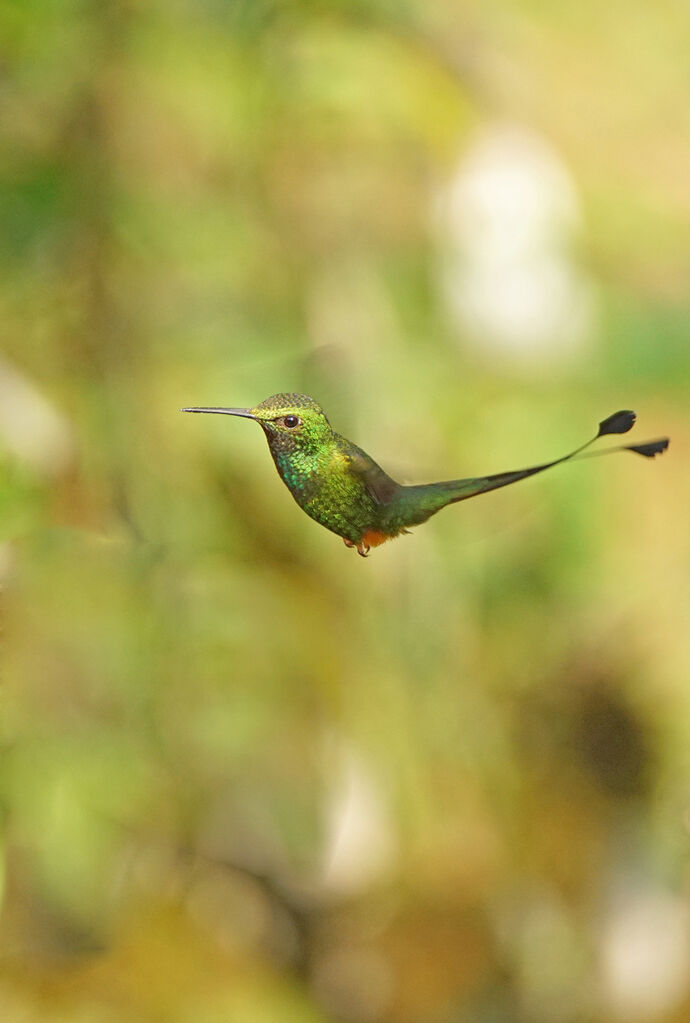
[343,537,369,556]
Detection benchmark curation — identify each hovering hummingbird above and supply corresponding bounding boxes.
[182,394,669,557]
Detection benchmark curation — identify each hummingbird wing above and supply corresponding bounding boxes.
[342,441,400,506]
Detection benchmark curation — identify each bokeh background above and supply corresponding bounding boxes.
[2,1,689,1021]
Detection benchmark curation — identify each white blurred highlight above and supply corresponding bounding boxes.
[321,739,396,896]
[0,358,74,474]
[600,888,689,1020]
[436,124,596,364]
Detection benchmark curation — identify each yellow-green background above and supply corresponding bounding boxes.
[2,2,689,1021]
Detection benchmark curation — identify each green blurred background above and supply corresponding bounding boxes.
[2,1,689,1021]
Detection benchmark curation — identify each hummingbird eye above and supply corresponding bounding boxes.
[282,415,301,429]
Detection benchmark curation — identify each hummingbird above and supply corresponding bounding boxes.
[182,394,669,557]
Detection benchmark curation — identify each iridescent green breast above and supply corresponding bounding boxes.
[266,437,379,543]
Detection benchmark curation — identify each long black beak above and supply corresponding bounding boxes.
[181,407,255,419]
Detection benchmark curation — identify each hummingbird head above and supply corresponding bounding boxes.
[249,393,335,456]
[182,393,335,457]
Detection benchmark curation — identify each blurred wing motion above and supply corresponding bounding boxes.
[344,444,401,506]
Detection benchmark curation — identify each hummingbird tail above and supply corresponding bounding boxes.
[437,411,669,505]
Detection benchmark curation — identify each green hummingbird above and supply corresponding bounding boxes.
[182,394,669,557]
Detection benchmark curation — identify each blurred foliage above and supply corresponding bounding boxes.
[1,1,689,1021]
